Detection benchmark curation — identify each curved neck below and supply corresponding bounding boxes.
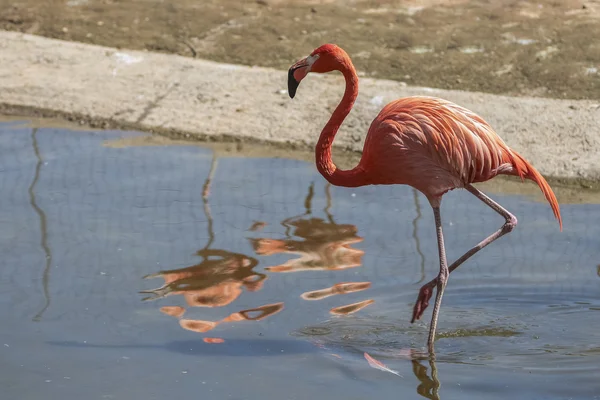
[315,60,366,187]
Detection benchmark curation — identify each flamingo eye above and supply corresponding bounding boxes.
[307,53,320,67]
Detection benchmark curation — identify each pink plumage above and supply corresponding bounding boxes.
[288,43,562,352]
[361,96,562,228]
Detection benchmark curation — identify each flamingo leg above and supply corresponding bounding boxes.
[427,206,449,351]
[412,184,518,325]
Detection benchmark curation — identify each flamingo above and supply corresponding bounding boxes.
[287,44,563,352]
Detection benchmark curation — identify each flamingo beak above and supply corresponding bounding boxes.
[288,57,309,99]
[287,68,300,99]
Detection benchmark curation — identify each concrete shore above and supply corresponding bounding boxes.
[1,31,599,182]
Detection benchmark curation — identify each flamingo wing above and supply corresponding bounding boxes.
[359,96,561,227]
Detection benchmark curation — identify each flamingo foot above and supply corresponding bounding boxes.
[411,279,437,323]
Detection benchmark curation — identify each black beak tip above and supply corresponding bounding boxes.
[288,68,299,99]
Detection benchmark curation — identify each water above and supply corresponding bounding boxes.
[1,121,599,399]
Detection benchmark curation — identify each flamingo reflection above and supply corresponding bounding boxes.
[140,152,283,335]
[301,282,371,301]
[179,302,285,333]
[251,182,374,315]
[330,299,375,316]
[392,349,442,400]
[363,349,440,399]
[250,183,365,273]
[412,358,441,400]
[140,248,265,308]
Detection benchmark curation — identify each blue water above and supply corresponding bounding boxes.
[1,121,599,399]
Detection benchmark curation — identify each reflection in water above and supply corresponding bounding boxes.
[142,174,375,338]
[204,337,225,344]
[250,183,374,316]
[179,302,285,333]
[412,189,427,283]
[250,183,364,273]
[248,221,267,232]
[330,299,375,315]
[412,358,441,400]
[29,128,53,322]
[179,319,217,333]
[160,306,186,318]
[301,282,371,301]
[252,225,363,272]
[296,319,441,399]
[140,248,265,307]
[141,152,281,334]
[138,160,441,395]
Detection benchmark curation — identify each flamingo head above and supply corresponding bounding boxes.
[287,43,347,98]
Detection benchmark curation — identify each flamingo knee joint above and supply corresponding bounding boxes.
[504,215,518,233]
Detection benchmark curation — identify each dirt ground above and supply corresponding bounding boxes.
[1,0,599,100]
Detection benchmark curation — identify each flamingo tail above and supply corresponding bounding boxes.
[509,150,563,231]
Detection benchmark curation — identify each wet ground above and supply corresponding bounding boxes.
[1,121,600,399]
[0,0,599,100]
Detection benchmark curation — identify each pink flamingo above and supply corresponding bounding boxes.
[287,44,562,352]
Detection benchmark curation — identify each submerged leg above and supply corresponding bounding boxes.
[427,206,449,351]
[412,184,518,323]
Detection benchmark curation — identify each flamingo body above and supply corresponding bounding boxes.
[360,96,562,220]
[287,43,562,352]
